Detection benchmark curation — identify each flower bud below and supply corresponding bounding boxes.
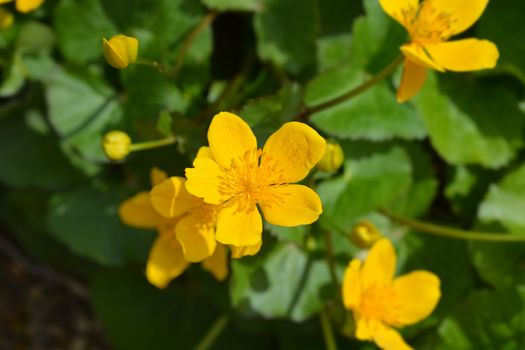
[0,8,13,29]
[102,130,131,161]
[316,141,344,172]
[349,221,383,249]
[16,0,45,13]
[103,34,139,69]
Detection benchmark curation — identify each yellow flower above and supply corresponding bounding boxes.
[317,141,344,172]
[102,34,139,69]
[185,112,326,247]
[102,130,131,161]
[379,0,499,102]
[0,0,44,13]
[342,239,441,350]
[119,168,227,288]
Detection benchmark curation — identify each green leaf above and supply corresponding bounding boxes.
[16,21,55,54]
[306,68,426,141]
[477,0,525,82]
[435,287,525,349]
[0,110,82,189]
[469,163,525,288]
[478,163,525,232]
[45,66,123,162]
[254,0,318,75]
[47,188,153,265]
[240,83,303,140]
[414,74,524,168]
[54,0,116,64]
[91,268,219,350]
[230,242,331,321]
[317,144,412,231]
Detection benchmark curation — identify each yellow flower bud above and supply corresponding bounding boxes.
[316,141,344,172]
[0,8,13,29]
[102,34,139,69]
[102,130,132,161]
[349,221,383,249]
[16,0,45,13]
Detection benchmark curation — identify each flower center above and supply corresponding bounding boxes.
[360,283,399,325]
[403,0,455,45]
[218,149,283,208]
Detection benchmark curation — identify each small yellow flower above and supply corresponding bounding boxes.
[316,141,344,172]
[185,112,326,247]
[342,239,441,350]
[102,34,139,69]
[120,167,259,289]
[350,220,383,249]
[102,130,131,161]
[0,0,45,13]
[0,8,13,29]
[380,0,499,102]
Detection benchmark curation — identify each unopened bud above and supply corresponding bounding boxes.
[317,141,344,172]
[103,34,139,69]
[0,8,13,28]
[102,130,131,161]
[16,0,44,13]
[350,221,383,249]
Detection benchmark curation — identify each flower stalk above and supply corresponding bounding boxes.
[380,208,525,242]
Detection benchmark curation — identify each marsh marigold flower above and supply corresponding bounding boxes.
[380,0,499,102]
[350,220,383,249]
[119,168,225,288]
[103,34,138,69]
[185,112,326,247]
[0,0,44,13]
[342,239,441,350]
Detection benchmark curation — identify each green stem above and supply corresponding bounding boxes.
[174,10,218,75]
[295,55,404,120]
[380,208,525,242]
[320,309,338,350]
[129,135,176,152]
[195,314,229,350]
[323,230,340,288]
[135,59,174,78]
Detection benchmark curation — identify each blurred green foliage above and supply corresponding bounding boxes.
[1,0,525,349]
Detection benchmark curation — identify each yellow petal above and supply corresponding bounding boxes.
[175,212,216,262]
[391,271,441,326]
[361,239,396,289]
[260,184,322,227]
[355,317,373,340]
[216,199,262,246]
[342,259,362,310]
[196,146,214,160]
[185,157,230,205]
[146,234,190,289]
[400,43,444,72]
[230,240,262,259]
[431,0,489,35]
[261,122,326,184]
[372,322,413,350]
[15,0,44,13]
[379,0,418,27]
[202,243,229,281]
[425,39,499,72]
[119,192,163,229]
[207,112,257,169]
[150,167,168,187]
[150,177,201,218]
[397,59,427,103]
[103,34,139,69]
